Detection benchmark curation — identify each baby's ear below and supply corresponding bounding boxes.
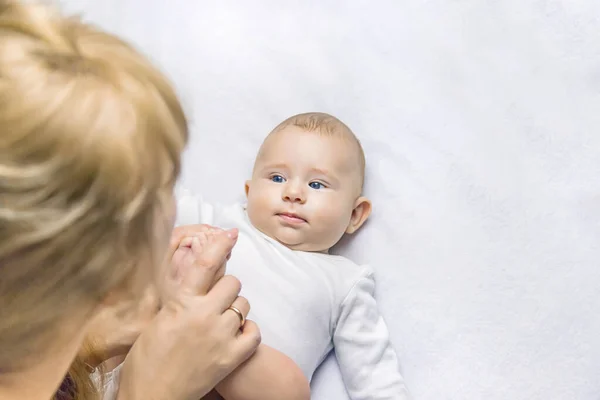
[346,197,372,234]
[244,180,251,197]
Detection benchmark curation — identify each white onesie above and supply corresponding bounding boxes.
[175,188,410,400]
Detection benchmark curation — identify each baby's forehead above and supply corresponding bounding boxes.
[255,128,365,186]
[258,129,361,167]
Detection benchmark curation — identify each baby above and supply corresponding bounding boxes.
[176,112,410,399]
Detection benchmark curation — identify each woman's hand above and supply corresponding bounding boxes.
[159,224,230,303]
[116,228,261,400]
[84,225,222,366]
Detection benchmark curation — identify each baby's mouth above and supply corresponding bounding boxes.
[276,212,307,224]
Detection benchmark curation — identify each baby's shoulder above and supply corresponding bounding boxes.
[318,253,368,273]
[301,252,373,291]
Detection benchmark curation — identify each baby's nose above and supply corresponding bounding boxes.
[282,182,306,203]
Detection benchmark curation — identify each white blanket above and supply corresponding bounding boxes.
[62,1,600,399]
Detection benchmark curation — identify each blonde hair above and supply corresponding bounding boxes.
[268,112,366,186]
[0,0,187,384]
[54,340,104,400]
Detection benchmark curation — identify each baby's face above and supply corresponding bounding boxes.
[245,127,367,252]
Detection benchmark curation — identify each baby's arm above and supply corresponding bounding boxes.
[333,268,411,400]
[212,344,310,400]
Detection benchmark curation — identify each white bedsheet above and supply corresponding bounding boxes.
[62,1,600,399]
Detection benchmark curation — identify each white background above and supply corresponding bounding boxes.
[61,1,600,399]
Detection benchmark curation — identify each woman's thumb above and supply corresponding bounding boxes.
[191,229,238,260]
[179,230,238,296]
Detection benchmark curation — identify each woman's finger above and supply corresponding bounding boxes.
[179,230,238,296]
[232,320,261,363]
[223,296,250,333]
[175,237,219,297]
[211,261,226,289]
[205,275,242,311]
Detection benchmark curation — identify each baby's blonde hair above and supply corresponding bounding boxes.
[268,112,366,187]
[0,0,187,374]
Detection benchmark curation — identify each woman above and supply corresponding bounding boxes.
[0,1,259,399]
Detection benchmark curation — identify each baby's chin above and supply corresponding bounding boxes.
[273,232,330,253]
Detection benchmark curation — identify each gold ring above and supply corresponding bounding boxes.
[227,306,245,328]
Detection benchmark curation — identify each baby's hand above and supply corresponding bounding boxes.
[171,226,236,289]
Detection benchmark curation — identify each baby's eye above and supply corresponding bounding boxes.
[309,182,325,190]
[271,175,285,183]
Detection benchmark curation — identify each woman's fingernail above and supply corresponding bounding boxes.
[226,228,238,239]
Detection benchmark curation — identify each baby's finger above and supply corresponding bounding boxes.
[168,224,212,257]
[178,237,193,248]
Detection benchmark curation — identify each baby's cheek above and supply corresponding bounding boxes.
[320,204,347,226]
[313,211,341,239]
[336,208,355,235]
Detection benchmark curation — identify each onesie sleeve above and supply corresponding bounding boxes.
[174,185,215,226]
[91,363,122,400]
[333,267,411,400]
